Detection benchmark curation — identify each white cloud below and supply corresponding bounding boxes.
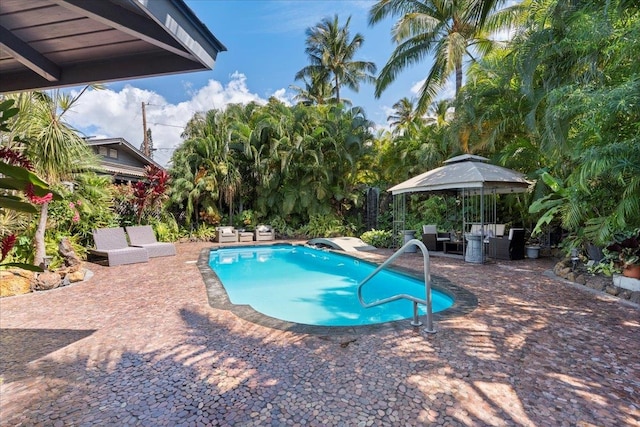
[410,79,425,97]
[65,72,280,167]
[271,88,292,106]
[410,76,456,104]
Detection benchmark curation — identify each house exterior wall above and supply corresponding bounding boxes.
[92,144,144,168]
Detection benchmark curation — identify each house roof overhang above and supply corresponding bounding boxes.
[86,137,164,170]
[0,0,226,93]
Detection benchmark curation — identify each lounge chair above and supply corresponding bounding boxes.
[216,226,238,243]
[421,224,450,252]
[90,227,149,266]
[469,223,506,237]
[254,224,275,241]
[125,225,176,258]
[487,228,526,260]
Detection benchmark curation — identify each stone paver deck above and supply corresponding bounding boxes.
[1,241,638,426]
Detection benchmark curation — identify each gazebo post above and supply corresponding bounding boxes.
[480,186,485,263]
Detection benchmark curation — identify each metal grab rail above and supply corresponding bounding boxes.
[357,239,435,333]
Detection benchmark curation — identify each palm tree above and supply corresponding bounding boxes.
[8,89,98,267]
[290,69,335,106]
[369,0,515,113]
[387,97,417,135]
[295,15,377,104]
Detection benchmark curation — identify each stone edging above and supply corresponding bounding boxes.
[552,259,640,305]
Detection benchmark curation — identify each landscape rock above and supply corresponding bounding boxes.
[33,271,63,291]
[66,269,86,283]
[604,285,620,296]
[0,269,34,297]
[59,238,82,267]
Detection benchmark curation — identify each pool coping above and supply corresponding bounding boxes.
[197,243,478,335]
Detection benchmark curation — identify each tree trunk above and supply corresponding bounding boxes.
[33,202,49,268]
[455,62,463,96]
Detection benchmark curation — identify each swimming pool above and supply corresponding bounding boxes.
[208,245,454,327]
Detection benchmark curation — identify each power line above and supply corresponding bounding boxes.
[151,122,185,129]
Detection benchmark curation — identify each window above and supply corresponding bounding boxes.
[109,149,118,158]
[98,146,108,156]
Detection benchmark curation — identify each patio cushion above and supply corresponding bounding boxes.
[422,224,437,234]
[125,225,176,258]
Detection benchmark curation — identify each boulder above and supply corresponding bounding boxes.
[59,238,82,269]
[33,271,63,291]
[66,269,86,283]
[0,269,34,297]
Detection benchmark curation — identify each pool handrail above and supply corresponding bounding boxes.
[357,238,435,333]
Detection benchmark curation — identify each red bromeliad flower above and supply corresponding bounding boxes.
[1,234,17,261]
[0,147,33,170]
[24,183,53,204]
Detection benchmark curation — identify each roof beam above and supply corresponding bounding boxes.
[50,0,194,60]
[0,25,61,82]
[0,51,205,92]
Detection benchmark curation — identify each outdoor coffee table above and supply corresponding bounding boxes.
[444,241,464,255]
[239,232,254,242]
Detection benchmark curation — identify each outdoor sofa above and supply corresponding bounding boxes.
[421,224,450,252]
[486,228,526,260]
[216,226,238,243]
[254,224,275,241]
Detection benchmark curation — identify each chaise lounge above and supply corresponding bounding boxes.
[125,225,176,258]
[90,227,149,266]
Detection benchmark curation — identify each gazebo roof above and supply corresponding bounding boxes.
[388,154,531,195]
[0,0,226,92]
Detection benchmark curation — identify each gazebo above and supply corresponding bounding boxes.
[388,154,531,263]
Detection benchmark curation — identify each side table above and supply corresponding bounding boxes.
[239,232,254,242]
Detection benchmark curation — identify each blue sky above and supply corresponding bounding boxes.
[65,1,441,166]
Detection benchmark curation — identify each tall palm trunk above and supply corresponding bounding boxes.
[33,202,48,268]
[455,62,463,96]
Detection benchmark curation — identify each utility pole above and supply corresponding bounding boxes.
[141,101,149,157]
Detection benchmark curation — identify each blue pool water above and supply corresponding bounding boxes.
[208,245,454,327]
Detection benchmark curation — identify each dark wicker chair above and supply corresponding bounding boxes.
[487,228,526,260]
[421,225,451,252]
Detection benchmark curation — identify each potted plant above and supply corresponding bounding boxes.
[525,235,541,259]
[606,229,640,279]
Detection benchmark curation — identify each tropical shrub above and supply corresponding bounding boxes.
[605,229,640,270]
[360,229,393,248]
[0,99,59,270]
[149,216,180,242]
[267,216,296,238]
[299,214,348,238]
[47,174,118,247]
